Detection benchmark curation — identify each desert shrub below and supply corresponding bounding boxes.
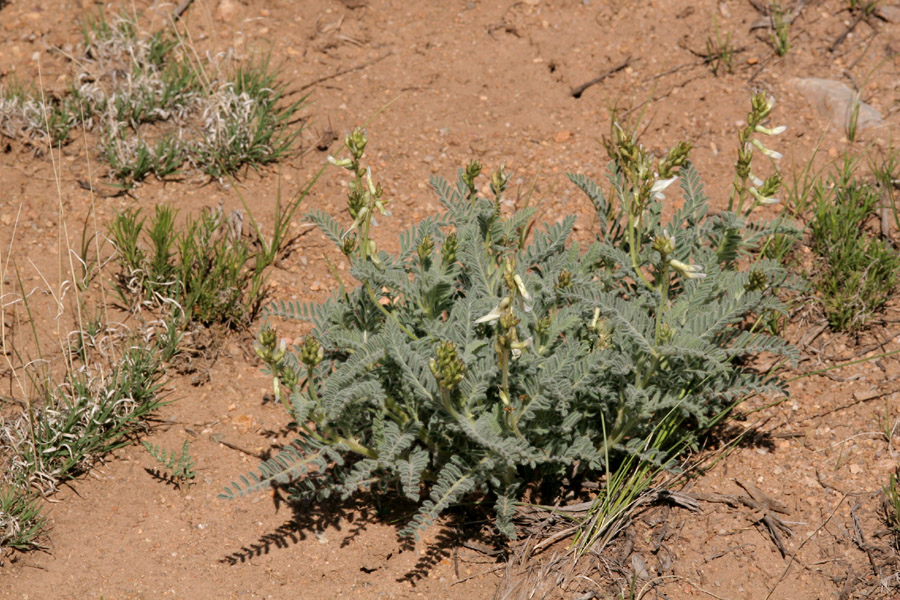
[809,162,900,332]
[223,95,796,539]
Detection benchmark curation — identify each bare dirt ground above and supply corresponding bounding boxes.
[2,0,900,598]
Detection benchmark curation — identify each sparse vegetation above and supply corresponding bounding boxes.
[885,469,900,547]
[1,11,304,186]
[108,195,304,328]
[3,2,900,596]
[771,0,791,56]
[705,17,735,77]
[143,439,196,490]
[809,160,900,332]
[0,486,47,553]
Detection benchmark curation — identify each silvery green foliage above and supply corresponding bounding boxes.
[222,156,796,539]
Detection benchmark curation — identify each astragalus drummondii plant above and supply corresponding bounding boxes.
[224,94,796,539]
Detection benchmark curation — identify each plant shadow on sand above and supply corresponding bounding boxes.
[218,485,507,583]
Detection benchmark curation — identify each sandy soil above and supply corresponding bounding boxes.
[1,0,900,598]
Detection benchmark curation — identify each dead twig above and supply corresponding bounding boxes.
[570,57,632,99]
[765,492,849,600]
[850,502,880,578]
[702,544,754,564]
[210,434,266,460]
[297,51,393,93]
[735,478,789,515]
[695,481,793,557]
[816,467,846,495]
[830,10,867,53]
[172,0,194,20]
[452,563,506,585]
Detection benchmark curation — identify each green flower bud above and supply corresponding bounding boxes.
[490,164,509,198]
[254,325,285,365]
[556,269,573,290]
[658,322,675,344]
[429,340,466,391]
[299,336,324,367]
[660,141,692,179]
[280,365,299,391]
[341,234,357,257]
[758,172,782,198]
[258,324,276,352]
[462,160,482,195]
[535,315,551,337]
[347,187,365,218]
[745,269,768,292]
[417,234,434,265]
[652,231,676,258]
[345,127,367,161]
[441,232,458,266]
[499,312,520,332]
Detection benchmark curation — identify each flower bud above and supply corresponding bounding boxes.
[429,340,466,391]
[490,164,509,197]
[417,234,434,264]
[341,234,357,256]
[345,127,367,161]
[652,230,676,257]
[462,160,482,194]
[745,269,768,292]
[441,232,458,266]
[299,336,324,367]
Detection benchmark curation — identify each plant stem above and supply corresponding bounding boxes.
[654,263,670,344]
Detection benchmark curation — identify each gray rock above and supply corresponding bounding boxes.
[789,77,884,132]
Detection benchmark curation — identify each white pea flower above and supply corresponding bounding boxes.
[366,167,377,195]
[749,186,780,205]
[327,155,352,168]
[669,258,707,279]
[342,206,369,238]
[751,138,783,160]
[511,337,532,360]
[755,124,786,136]
[475,297,510,324]
[651,176,678,200]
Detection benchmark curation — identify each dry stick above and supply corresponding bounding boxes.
[844,29,879,71]
[830,11,867,53]
[765,492,849,600]
[172,0,195,20]
[451,563,506,585]
[701,544,753,564]
[570,57,632,99]
[297,51,393,93]
[850,502,880,578]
